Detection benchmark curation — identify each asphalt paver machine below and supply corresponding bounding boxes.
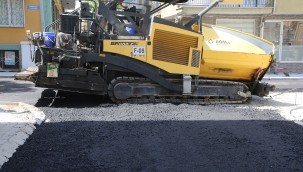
[21,0,275,104]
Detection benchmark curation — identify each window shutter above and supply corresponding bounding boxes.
[11,0,24,26]
[0,0,9,25]
[0,0,24,27]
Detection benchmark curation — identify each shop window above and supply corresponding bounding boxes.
[283,21,303,46]
[0,0,24,27]
[263,21,303,63]
[281,21,303,62]
[263,22,281,60]
[0,50,20,70]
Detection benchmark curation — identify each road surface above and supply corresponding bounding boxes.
[0,78,303,171]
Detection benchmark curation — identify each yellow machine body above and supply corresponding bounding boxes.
[104,21,274,82]
[103,19,204,76]
[200,24,274,81]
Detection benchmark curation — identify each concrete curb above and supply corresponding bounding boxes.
[0,102,45,168]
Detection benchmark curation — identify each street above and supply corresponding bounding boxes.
[1,78,303,171]
[265,79,303,89]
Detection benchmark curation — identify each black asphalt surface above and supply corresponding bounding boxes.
[1,78,303,171]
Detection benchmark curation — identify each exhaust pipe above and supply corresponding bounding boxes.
[254,83,276,97]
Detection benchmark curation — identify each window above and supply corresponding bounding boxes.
[0,0,24,27]
[263,21,303,62]
[263,22,281,59]
[281,21,303,62]
[0,50,20,70]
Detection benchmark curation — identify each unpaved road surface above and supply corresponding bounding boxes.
[1,78,303,171]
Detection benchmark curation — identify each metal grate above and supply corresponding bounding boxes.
[153,29,198,66]
[191,50,200,67]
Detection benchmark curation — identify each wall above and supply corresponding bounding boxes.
[160,4,180,20]
[20,41,36,70]
[182,15,262,36]
[0,0,42,45]
[214,0,244,4]
[182,7,272,15]
[274,0,303,14]
[41,0,53,31]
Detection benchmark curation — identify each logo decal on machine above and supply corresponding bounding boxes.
[110,42,138,46]
[208,39,231,45]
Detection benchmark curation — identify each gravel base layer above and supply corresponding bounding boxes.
[1,92,303,171]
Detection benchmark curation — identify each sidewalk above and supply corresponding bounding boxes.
[0,72,18,78]
[263,73,303,80]
[0,102,45,168]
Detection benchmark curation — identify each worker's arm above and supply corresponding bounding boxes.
[118,2,128,9]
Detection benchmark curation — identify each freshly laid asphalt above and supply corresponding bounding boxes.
[0,76,303,171]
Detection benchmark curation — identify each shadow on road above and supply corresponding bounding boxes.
[0,80,36,94]
[1,120,303,171]
[33,90,295,109]
[35,90,112,108]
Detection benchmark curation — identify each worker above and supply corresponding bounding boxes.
[107,0,128,33]
[108,0,128,11]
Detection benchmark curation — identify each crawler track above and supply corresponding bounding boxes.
[108,77,250,105]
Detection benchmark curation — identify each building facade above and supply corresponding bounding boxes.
[0,0,64,71]
[161,0,303,73]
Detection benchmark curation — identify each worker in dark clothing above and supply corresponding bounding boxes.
[108,0,128,10]
[107,0,128,33]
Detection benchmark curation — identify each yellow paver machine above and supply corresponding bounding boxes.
[21,0,275,104]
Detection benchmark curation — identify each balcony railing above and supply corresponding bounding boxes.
[184,0,274,8]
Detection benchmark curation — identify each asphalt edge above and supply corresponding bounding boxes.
[294,121,303,127]
[18,102,46,125]
[278,104,303,127]
[0,76,15,78]
[0,102,45,168]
